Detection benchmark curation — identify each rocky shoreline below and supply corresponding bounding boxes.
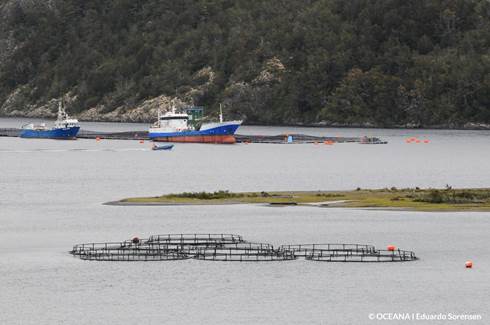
[2,108,490,131]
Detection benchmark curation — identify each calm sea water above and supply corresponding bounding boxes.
[0,118,489,324]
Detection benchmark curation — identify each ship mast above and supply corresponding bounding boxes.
[57,99,67,121]
[155,98,163,127]
[173,88,178,115]
[219,104,223,123]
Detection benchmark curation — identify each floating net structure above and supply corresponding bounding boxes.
[193,242,295,261]
[70,234,417,262]
[278,244,416,262]
[70,234,243,261]
[70,240,189,261]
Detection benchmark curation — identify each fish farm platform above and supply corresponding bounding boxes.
[70,234,417,263]
[0,128,383,144]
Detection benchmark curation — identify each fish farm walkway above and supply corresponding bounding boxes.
[70,233,417,263]
[0,128,382,144]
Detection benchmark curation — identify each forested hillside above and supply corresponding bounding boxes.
[0,0,489,127]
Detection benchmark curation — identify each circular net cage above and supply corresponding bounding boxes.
[279,244,416,262]
[147,233,244,245]
[70,240,189,261]
[279,244,377,257]
[306,249,417,262]
[193,242,296,261]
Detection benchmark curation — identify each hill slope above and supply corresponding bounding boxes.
[0,0,489,127]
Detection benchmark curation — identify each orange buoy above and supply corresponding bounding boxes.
[387,245,396,251]
[96,137,101,141]
[415,140,421,143]
[465,261,473,268]
[139,140,144,144]
[132,237,140,244]
[424,140,429,143]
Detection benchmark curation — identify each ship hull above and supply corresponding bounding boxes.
[152,135,237,144]
[20,126,80,139]
[149,123,240,144]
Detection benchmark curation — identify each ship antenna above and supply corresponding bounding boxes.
[219,103,223,123]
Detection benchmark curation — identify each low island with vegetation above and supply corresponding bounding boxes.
[109,188,490,212]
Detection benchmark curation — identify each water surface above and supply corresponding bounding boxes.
[0,119,489,324]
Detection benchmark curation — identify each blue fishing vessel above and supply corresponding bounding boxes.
[149,104,242,144]
[20,101,80,139]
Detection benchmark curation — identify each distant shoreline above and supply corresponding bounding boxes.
[1,115,490,131]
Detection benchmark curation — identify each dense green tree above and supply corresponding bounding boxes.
[0,0,489,126]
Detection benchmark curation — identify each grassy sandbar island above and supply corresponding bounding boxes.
[109,188,490,212]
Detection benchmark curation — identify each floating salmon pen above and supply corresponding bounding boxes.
[193,242,296,261]
[147,233,243,245]
[278,244,377,257]
[70,240,189,261]
[0,128,385,144]
[71,234,243,261]
[306,248,417,262]
[70,234,417,263]
[279,244,416,262]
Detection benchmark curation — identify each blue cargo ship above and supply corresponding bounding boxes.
[20,102,80,139]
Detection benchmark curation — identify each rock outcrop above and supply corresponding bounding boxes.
[78,96,189,123]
